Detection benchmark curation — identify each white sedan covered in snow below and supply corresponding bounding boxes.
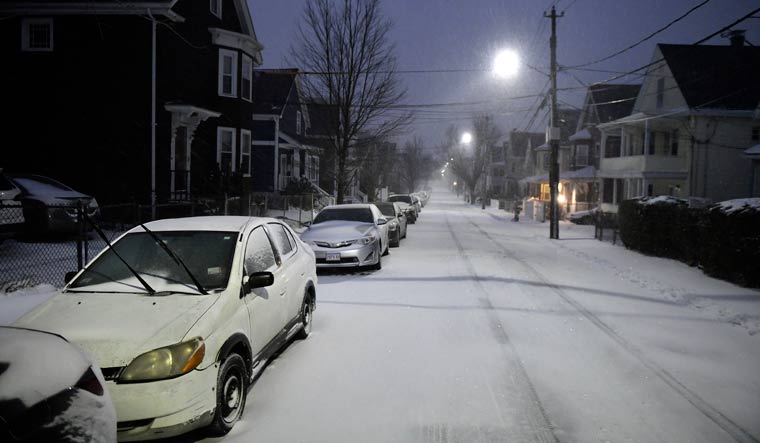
[14,216,318,441]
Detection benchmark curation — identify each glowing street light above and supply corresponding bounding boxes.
[492,49,520,79]
[460,132,473,145]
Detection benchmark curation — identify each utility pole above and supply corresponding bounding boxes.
[545,6,563,239]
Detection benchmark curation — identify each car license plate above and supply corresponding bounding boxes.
[326,252,341,262]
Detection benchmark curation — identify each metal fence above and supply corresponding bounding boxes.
[0,194,330,291]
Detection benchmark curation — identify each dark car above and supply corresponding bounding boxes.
[0,326,116,443]
[388,194,419,222]
[7,174,99,234]
[373,201,407,247]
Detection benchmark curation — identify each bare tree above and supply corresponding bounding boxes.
[291,0,411,203]
[448,115,500,204]
[399,136,434,193]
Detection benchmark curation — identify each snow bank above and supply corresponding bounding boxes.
[0,284,57,325]
[712,198,760,214]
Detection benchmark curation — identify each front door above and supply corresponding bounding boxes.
[242,226,286,355]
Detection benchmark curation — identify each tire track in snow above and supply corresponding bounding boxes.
[464,213,760,443]
[443,212,559,443]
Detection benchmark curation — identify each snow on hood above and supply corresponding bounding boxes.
[13,292,219,368]
[711,198,760,214]
[638,195,686,206]
[300,220,375,242]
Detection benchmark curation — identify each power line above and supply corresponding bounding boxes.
[568,0,712,68]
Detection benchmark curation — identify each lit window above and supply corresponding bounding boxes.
[240,129,251,176]
[22,18,53,52]
[217,127,236,173]
[210,0,222,18]
[218,49,238,97]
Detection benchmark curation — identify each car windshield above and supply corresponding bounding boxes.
[388,195,412,204]
[313,208,374,224]
[374,203,396,217]
[10,176,73,195]
[68,231,237,294]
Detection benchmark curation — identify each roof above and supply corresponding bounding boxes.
[133,216,276,233]
[588,84,641,123]
[520,166,596,184]
[569,128,591,141]
[0,1,183,21]
[745,144,760,157]
[659,43,760,110]
[252,69,298,115]
[509,131,544,157]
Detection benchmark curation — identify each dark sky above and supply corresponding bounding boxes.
[248,0,760,147]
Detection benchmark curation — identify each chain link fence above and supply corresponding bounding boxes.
[0,194,331,291]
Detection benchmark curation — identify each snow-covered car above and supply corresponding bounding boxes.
[388,194,419,221]
[301,204,389,269]
[13,216,318,441]
[394,201,417,224]
[0,326,116,443]
[6,174,99,234]
[372,201,407,247]
[0,171,24,232]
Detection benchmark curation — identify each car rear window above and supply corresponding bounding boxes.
[388,195,412,204]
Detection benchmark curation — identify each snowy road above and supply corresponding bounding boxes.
[5,189,757,443]
[182,188,757,443]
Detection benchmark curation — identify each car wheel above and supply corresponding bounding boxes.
[207,354,247,436]
[296,295,314,339]
[390,231,400,247]
[371,243,382,270]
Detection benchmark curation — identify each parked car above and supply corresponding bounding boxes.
[394,201,417,224]
[14,216,318,441]
[6,173,99,234]
[388,194,419,221]
[301,204,389,270]
[372,201,407,247]
[0,170,24,232]
[0,326,116,443]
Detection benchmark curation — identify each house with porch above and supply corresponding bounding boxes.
[597,33,760,212]
[250,69,322,194]
[1,0,263,205]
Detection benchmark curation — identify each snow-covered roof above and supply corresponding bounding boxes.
[133,216,274,233]
[744,144,760,157]
[520,166,596,184]
[638,195,686,206]
[711,198,760,214]
[569,128,592,141]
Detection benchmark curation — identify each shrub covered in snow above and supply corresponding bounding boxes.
[618,197,760,287]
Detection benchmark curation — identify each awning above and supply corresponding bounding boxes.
[535,143,550,152]
[519,166,597,184]
[745,144,760,157]
[569,128,591,141]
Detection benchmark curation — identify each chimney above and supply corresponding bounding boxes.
[726,29,746,47]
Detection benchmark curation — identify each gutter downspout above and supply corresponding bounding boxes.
[149,9,157,219]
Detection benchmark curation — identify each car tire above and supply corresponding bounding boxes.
[296,294,314,339]
[371,243,382,270]
[207,353,247,437]
[390,231,400,247]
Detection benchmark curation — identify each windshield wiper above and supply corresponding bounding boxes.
[83,213,156,295]
[140,224,208,295]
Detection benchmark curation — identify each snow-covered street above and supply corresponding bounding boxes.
[216,188,760,443]
[2,188,759,443]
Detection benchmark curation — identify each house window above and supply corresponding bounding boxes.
[656,77,665,109]
[605,136,621,158]
[647,132,656,155]
[312,156,320,181]
[647,183,654,197]
[22,18,53,51]
[670,129,679,156]
[615,178,625,204]
[540,183,550,201]
[218,49,238,97]
[210,0,222,18]
[542,153,550,171]
[240,129,251,176]
[575,145,589,166]
[602,178,614,204]
[296,110,302,135]
[752,127,759,142]
[241,55,252,102]
[217,127,236,173]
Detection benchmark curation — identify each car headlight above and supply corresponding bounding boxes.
[357,235,376,245]
[119,337,205,383]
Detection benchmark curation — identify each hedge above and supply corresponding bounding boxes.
[618,197,760,288]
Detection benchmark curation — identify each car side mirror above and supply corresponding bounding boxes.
[245,272,274,292]
[65,271,78,284]
[377,218,387,225]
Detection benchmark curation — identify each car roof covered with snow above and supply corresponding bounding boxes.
[128,216,280,233]
[321,204,376,210]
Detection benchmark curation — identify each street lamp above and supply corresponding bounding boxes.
[492,49,519,79]
[460,132,473,145]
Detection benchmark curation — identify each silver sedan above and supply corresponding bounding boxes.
[301,204,390,270]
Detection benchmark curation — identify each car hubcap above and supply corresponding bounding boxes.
[222,373,241,423]
[303,303,312,334]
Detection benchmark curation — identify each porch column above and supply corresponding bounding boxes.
[274,117,280,191]
[644,119,650,157]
